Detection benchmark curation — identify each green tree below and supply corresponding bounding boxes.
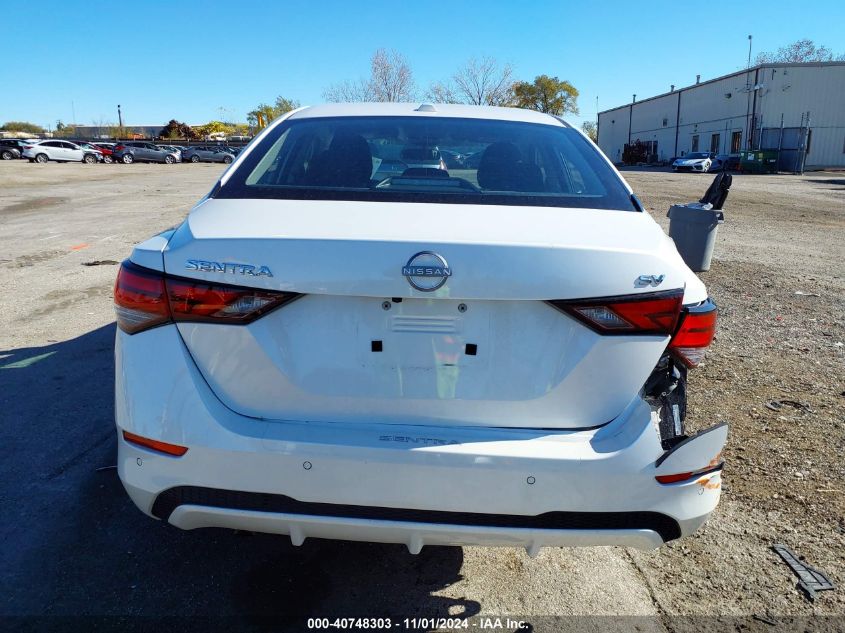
[247,95,300,128]
[1,121,46,134]
[581,121,598,143]
[755,38,845,64]
[512,75,579,116]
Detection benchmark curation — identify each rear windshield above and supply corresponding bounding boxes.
[216,116,635,210]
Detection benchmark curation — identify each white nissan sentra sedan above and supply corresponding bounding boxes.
[114,103,726,554]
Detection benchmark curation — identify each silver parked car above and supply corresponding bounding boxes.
[156,145,183,162]
[113,142,179,164]
[182,146,235,163]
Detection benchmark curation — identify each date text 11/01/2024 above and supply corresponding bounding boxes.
[307,617,530,630]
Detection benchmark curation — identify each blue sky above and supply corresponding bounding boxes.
[3,0,844,131]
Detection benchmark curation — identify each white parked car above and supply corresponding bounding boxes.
[672,152,714,173]
[23,140,101,164]
[115,103,724,554]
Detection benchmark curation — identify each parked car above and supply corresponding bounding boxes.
[0,139,36,159]
[438,149,465,169]
[74,142,106,162]
[672,152,715,173]
[399,146,446,172]
[90,143,116,163]
[0,142,22,160]
[182,146,235,163]
[156,145,183,162]
[114,103,723,553]
[709,154,740,171]
[113,142,178,164]
[22,140,100,163]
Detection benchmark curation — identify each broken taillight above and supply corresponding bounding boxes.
[548,290,684,336]
[114,260,300,334]
[548,291,717,368]
[669,299,718,368]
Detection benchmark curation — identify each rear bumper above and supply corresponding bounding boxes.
[116,325,725,552]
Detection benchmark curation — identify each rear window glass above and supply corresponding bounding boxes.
[217,116,635,210]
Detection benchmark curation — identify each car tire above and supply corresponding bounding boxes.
[223,155,233,164]
[164,155,175,164]
[122,154,134,164]
[1,150,13,160]
[83,154,97,164]
[190,155,200,163]
[103,155,113,164]
[35,153,49,163]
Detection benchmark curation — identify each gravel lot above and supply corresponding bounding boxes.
[0,161,842,630]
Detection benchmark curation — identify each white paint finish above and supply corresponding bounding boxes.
[163,198,702,302]
[116,326,723,547]
[655,423,728,475]
[177,296,667,428]
[128,231,172,271]
[288,102,566,126]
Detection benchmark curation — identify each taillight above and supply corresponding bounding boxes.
[23,145,33,150]
[114,260,300,334]
[669,299,717,367]
[548,290,684,336]
[114,144,125,151]
[114,261,170,334]
[167,277,299,324]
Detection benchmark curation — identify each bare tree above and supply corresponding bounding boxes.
[323,49,415,102]
[454,57,515,106]
[755,38,845,64]
[425,81,460,104]
[426,57,515,106]
[369,49,415,101]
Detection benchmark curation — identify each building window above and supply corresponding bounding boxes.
[710,133,720,154]
[731,131,742,153]
[662,117,668,127]
[691,135,699,152]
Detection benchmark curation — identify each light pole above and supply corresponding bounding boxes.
[747,35,753,69]
[117,105,123,128]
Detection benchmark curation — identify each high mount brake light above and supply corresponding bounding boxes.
[547,290,684,336]
[114,260,300,334]
[669,299,718,368]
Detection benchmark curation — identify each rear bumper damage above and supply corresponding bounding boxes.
[116,325,727,553]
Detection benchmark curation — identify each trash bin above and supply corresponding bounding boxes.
[667,203,724,272]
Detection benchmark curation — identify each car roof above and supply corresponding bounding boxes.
[287,102,569,127]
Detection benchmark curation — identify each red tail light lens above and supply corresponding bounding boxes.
[167,277,299,324]
[114,260,300,334]
[114,144,125,151]
[548,290,684,336]
[114,262,171,334]
[669,299,718,367]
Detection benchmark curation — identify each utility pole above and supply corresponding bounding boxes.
[117,105,123,128]
[747,35,753,69]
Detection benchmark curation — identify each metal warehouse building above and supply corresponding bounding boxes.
[597,61,845,170]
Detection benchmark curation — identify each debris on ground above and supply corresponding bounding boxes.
[82,260,119,266]
[764,400,810,412]
[772,544,836,602]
